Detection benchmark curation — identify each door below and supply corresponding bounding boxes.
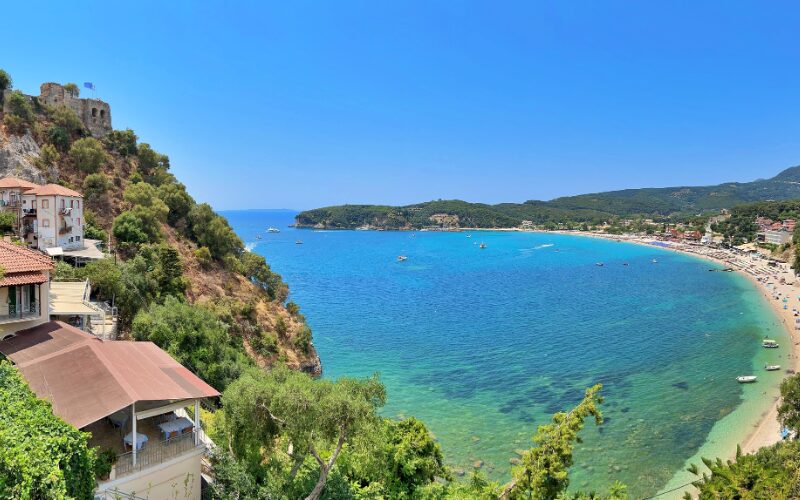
[8,285,16,316]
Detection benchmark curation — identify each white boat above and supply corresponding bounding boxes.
[736,375,758,383]
[765,364,781,371]
[255,235,262,240]
[397,255,407,262]
[596,262,604,267]
[466,234,472,238]
[479,242,487,249]
[763,339,779,348]
[652,259,658,263]
[295,240,303,245]
[267,227,280,233]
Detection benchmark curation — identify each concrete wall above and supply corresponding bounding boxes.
[99,450,203,500]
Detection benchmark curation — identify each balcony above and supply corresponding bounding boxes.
[22,208,36,216]
[58,225,73,235]
[0,302,40,323]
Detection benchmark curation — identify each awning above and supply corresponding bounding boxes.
[45,247,64,257]
[49,281,99,316]
[61,239,104,260]
[0,321,220,429]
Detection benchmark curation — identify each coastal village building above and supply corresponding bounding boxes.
[759,229,793,246]
[0,237,216,498]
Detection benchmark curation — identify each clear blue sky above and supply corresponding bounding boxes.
[4,1,800,210]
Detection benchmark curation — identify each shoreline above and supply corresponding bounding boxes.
[549,230,797,496]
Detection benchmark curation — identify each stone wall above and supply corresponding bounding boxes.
[39,83,112,137]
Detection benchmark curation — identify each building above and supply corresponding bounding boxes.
[0,321,219,499]
[760,229,793,245]
[2,82,112,137]
[0,240,53,340]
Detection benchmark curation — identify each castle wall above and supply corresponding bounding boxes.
[39,83,112,137]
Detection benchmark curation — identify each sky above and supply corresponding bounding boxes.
[3,1,800,210]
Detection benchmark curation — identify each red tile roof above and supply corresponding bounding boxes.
[25,184,83,198]
[0,241,53,274]
[0,321,221,429]
[0,271,49,286]
[0,177,39,190]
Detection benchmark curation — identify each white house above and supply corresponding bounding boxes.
[23,183,84,251]
[0,240,53,340]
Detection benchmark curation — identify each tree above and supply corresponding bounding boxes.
[779,373,800,432]
[222,367,387,500]
[189,203,244,259]
[0,69,11,102]
[5,90,32,122]
[124,182,169,222]
[383,417,448,495]
[103,128,138,157]
[500,384,604,499]
[240,251,288,301]
[136,143,170,184]
[68,137,108,173]
[36,143,60,170]
[47,104,83,135]
[113,210,152,246]
[47,125,70,151]
[685,445,789,498]
[157,180,194,226]
[0,211,16,232]
[83,173,110,203]
[0,361,96,498]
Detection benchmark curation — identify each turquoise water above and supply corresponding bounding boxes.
[224,210,788,497]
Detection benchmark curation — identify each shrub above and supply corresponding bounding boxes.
[36,143,60,169]
[68,137,108,173]
[286,301,300,316]
[137,143,170,184]
[103,129,138,157]
[158,180,194,226]
[275,316,287,337]
[85,223,108,242]
[83,173,110,203]
[0,211,16,232]
[0,69,11,100]
[5,90,33,122]
[54,261,79,281]
[48,104,83,135]
[294,325,312,353]
[0,361,96,498]
[113,210,153,246]
[195,246,212,269]
[47,125,70,151]
[252,331,279,357]
[93,448,117,480]
[63,83,79,97]
[3,114,26,135]
[189,203,244,259]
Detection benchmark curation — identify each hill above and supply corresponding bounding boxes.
[296,167,800,229]
[0,77,321,378]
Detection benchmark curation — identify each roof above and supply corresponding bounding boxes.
[61,239,105,260]
[0,321,220,428]
[25,184,83,198]
[49,281,99,316]
[0,241,53,273]
[0,177,39,190]
[0,271,50,286]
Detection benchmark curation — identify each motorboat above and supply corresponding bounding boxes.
[267,227,280,233]
[397,255,407,262]
[765,365,781,371]
[295,240,303,245]
[596,262,604,267]
[763,339,779,348]
[736,375,757,383]
[255,235,262,240]
[479,242,487,249]
[652,259,658,264]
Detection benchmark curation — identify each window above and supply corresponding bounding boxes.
[42,199,49,209]
[76,236,81,241]
[60,199,65,210]
[69,237,73,243]
[76,218,80,227]
[76,200,80,209]
[70,200,74,208]
[42,219,50,228]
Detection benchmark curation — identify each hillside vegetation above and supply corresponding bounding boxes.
[297,166,800,229]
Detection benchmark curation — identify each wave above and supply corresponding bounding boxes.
[534,243,555,250]
[245,242,258,252]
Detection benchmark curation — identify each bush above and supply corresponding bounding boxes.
[85,223,108,242]
[0,361,96,498]
[286,301,300,316]
[275,316,287,337]
[36,143,60,169]
[0,211,16,232]
[3,114,26,135]
[158,180,194,226]
[83,173,110,203]
[294,325,312,353]
[189,204,244,259]
[103,129,138,157]
[195,246,212,269]
[47,105,83,135]
[137,143,170,184]
[62,83,79,97]
[68,137,108,173]
[5,90,33,122]
[93,448,117,480]
[54,261,79,281]
[0,69,11,101]
[252,331,279,357]
[47,125,70,151]
[113,210,154,246]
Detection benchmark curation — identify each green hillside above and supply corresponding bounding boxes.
[297,166,800,229]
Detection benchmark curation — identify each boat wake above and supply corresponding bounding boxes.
[534,243,555,250]
[245,242,258,252]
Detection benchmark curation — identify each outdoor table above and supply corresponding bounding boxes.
[108,409,129,429]
[123,432,148,450]
[158,416,193,439]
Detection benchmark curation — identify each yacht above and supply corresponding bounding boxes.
[267,227,280,233]
[397,255,407,262]
[596,262,604,267]
[652,259,658,264]
[736,375,757,383]
[765,364,781,371]
[295,240,303,245]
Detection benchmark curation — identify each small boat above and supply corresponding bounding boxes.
[466,234,472,238]
[623,263,629,266]
[397,255,407,262]
[652,259,658,264]
[479,242,487,249]
[736,375,758,383]
[267,227,280,233]
[255,235,262,240]
[765,364,781,371]
[295,240,303,245]
[763,339,779,348]
[596,262,604,267]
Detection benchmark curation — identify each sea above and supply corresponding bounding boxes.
[224,209,789,497]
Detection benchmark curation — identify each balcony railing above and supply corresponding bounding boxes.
[112,431,203,480]
[0,302,39,322]
[22,208,36,216]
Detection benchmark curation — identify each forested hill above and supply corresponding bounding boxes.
[296,166,800,229]
[0,74,321,381]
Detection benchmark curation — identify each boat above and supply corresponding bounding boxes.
[267,227,280,233]
[765,364,781,371]
[652,259,658,264]
[736,375,758,383]
[623,262,629,266]
[466,234,472,238]
[255,235,262,240]
[763,339,779,348]
[397,255,407,262]
[479,242,487,249]
[295,240,303,245]
[596,262,604,267]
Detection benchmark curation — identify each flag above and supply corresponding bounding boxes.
[83,82,95,90]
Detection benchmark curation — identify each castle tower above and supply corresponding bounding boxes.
[39,83,112,137]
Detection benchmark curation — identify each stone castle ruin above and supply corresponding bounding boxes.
[3,82,112,137]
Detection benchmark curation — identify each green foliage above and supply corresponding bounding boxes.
[47,104,83,135]
[240,251,288,301]
[136,143,170,185]
[54,260,80,281]
[382,417,448,495]
[0,210,15,232]
[35,143,60,171]
[686,444,794,498]
[251,330,279,357]
[81,258,123,300]
[113,210,153,245]
[189,203,244,259]
[5,90,33,122]
[93,448,117,480]
[157,179,194,226]
[138,244,186,298]
[113,182,170,246]
[195,246,212,269]
[3,114,26,134]
[294,325,312,353]
[83,173,110,203]
[103,129,138,156]
[778,373,800,433]
[47,124,70,151]
[85,222,107,242]
[132,296,252,391]
[124,182,169,221]
[68,137,108,173]
[274,316,288,337]
[62,82,79,97]
[505,384,604,499]
[0,361,96,498]
[0,69,11,99]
